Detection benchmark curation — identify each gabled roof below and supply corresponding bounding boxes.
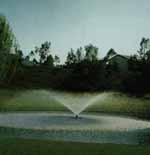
[107,54,130,60]
[22,59,35,67]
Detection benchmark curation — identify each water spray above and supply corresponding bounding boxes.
[53,91,107,118]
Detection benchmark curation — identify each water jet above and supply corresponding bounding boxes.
[53,91,108,117]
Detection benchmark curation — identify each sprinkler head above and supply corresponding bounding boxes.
[75,114,79,119]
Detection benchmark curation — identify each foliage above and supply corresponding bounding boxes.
[0,15,19,84]
[0,138,150,155]
[85,44,98,62]
[44,54,54,67]
[30,41,52,64]
[0,15,16,53]
[1,15,150,95]
[76,47,84,63]
[65,48,77,65]
[137,38,150,62]
[10,38,150,94]
[54,55,60,66]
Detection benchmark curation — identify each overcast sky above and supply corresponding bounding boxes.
[1,0,150,62]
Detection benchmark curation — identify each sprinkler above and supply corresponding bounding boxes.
[75,114,79,119]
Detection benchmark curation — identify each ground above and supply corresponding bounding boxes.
[0,89,150,155]
[0,138,150,155]
[0,89,150,119]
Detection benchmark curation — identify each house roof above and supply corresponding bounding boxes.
[107,54,130,60]
[22,59,35,66]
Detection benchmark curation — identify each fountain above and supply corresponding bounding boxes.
[51,91,108,118]
[1,90,150,144]
[75,114,79,119]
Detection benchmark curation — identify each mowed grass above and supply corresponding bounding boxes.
[0,89,150,118]
[86,92,150,118]
[0,89,66,111]
[0,90,150,155]
[0,138,150,155]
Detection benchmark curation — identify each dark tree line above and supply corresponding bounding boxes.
[1,15,150,94]
[123,38,150,94]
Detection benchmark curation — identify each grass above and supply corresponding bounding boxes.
[0,89,150,119]
[0,89,150,155]
[0,89,66,111]
[0,138,150,155]
[86,92,150,119]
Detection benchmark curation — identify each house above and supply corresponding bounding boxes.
[21,56,39,67]
[106,54,130,73]
[22,59,35,67]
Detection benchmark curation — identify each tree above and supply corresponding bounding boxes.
[35,41,51,64]
[146,50,150,62]
[29,50,34,57]
[33,58,38,65]
[16,50,23,58]
[65,48,77,65]
[0,15,19,83]
[25,55,30,61]
[137,37,150,61]
[44,54,54,67]
[54,55,60,66]
[15,49,23,66]
[76,47,83,63]
[85,44,98,61]
[0,14,16,53]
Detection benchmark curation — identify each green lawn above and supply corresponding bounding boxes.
[0,90,150,155]
[0,89,150,119]
[0,138,150,155]
[86,92,150,119]
[0,89,66,111]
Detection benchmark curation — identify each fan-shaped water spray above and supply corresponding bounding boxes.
[50,91,108,117]
[9,90,108,118]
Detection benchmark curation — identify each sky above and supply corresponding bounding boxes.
[0,0,150,63]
